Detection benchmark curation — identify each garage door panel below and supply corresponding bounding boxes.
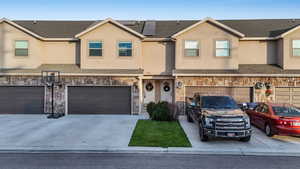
[68,86,131,114]
[185,86,252,103]
[276,87,300,107]
[0,86,44,114]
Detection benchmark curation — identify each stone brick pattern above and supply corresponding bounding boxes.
[0,76,140,114]
[175,76,300,113]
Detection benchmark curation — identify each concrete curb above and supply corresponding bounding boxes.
[1,147,300,157]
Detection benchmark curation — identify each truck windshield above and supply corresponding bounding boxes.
[201,96,239,109]
[272,106,300,117]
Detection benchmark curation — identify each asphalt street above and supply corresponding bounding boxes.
[0,152,299,169]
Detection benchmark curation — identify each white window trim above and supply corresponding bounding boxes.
[88,41,103,57]
[15,40,29,57]
[292,40,300,57]
[184,40,199,57]
[215,40,230,57]
[118,41,133,57]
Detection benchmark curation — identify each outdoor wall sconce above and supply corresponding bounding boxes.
[175,81,183,89]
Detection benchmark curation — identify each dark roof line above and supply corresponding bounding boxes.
[8,18,300,39]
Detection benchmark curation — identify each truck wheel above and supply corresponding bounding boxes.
[239,136,251,142]
[187,113,193,122]
[265,124,274,137]
[199,124,208,142]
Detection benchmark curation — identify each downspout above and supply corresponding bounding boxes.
[138,75,143,114]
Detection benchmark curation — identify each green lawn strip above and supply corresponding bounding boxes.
[129,120,191,148]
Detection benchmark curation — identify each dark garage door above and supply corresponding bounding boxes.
[0,86,44,114]
[68,86,131,114]
[185,86,253,103]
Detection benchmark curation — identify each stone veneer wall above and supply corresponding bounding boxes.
[0,76,140,114]
[175,76,300,113]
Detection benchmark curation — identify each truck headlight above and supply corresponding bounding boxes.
[244,116,251,128]
[205,117,214,127]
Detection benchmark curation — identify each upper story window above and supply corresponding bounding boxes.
[215,40,230,57]
[15,40,28,56]
[292,40,300,57]
[89,41,102,56]
[118,41,132,57]
[184,40,199,57]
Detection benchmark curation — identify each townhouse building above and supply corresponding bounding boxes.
[1,17,300,114]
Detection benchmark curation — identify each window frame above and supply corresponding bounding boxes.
[88,41,103,57]
[118,41,133,57]
[15,40,29,57]
[292,39,300,57]
[184,40,200,57]
[215,40,230,57]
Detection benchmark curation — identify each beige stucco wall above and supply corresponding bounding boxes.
[175,22,239,70]
[142,41,174,75]
[42,41,76,64]
[277,39,284,68]
[239,40,277,64]
[281,28,300,69]
[0,22,42,69]
[79,22,142,69]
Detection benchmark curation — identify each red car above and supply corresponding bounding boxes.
[246,103,300,137]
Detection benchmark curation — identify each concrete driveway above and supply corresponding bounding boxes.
[0,114,140,151]
[179,116,300,155]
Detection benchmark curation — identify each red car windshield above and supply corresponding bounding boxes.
[272,106,300,117]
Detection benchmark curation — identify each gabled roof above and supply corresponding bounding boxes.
[171,17,245,38]
[277,24,300,38]
[1,18,76,41]
[1,18,44,40]
[219,19,300,38]
[3,18,300,40]
[75,18,145,38]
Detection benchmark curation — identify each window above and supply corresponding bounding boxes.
[215,40,230,57]
[184,40,199,56]
[89,41,102,56]
[118,41,132,57]
[15,40,28,56]
[292,40,300,56]
[261,104,269,114]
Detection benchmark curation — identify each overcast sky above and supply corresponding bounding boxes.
[1,0,299,20]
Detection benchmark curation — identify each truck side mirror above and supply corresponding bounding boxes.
[190,102,196,106]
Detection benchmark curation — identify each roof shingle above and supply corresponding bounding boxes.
[12,19,300,38]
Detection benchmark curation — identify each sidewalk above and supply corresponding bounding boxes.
[1,115,300,156]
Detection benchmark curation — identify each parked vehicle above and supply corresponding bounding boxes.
[239,102,258,111]
[186,95,252,142]
[246,103,300,137]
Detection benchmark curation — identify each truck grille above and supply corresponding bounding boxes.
[215,117,245,130]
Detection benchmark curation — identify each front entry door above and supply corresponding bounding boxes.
[160,80,173,103]
[143,80,155,104]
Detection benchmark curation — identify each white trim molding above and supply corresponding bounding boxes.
[277,25,300,38]
[171,17,245,38]
[173,73,300,77]
[75,18,145,39]
[240,37,278,41]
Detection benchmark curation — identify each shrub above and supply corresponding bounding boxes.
[147,101,178,121]
[146,102,156,118]
[152,101,171,121]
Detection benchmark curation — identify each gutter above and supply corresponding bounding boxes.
[142,38,173,42]
[0,72,143,77]
[173,73,300,77]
